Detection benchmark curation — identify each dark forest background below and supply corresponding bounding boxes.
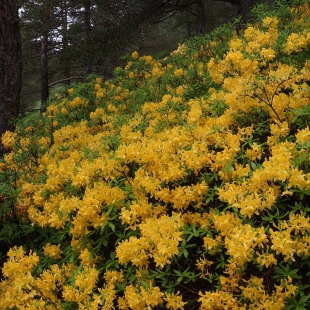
[18,0,274,112]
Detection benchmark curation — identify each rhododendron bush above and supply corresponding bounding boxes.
[1,2,310,309]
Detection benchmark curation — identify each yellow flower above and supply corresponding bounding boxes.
[68,88,74,94]
[174,68,184,77]
[229,38,243,51]
[260,48,276,61]
[256,252,277,268]
[141,55,153,63]
[262,16,278,28]
[175,85,184,96]
[25,126,34,133]
[140,285,163,307]
[132,51,139,59]
[270,121,289,138]
[164,292,187,310]
[96,90,104,98]
[46,104,58,114]
[117,214,184,268]
[152,66,163,77]
[170,43,188,55]
[3,246,39,278]
[61,107,68,115]
[1,131,16,149]
[94,83,101,91]
[124,284,145,309]
[187,100,202,124]
[104,270,124,285]
[19,137,30,148]
[245,143,263,161]
[196,256,214,277]
[79,248,96,266]
[285,32,309,54]
[295,127,310,144]
[199,290,239,309]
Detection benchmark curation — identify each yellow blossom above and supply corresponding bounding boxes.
[132,51,139,59]
[152,66,163,77]
[176,85,185,96]
[43,243,62,259]
[1,131,16,149]
[260,48,276,61]
[164,292,187,310]
[295,126,310,144]
[256,252,277,268]
[174,68,184,77]
[61,107,68,115]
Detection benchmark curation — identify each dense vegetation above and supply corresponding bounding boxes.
[1,1,310,309]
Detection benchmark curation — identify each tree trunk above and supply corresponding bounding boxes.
[83,0,92,82]
[61,0,70,87]
[196,0,206,35]
[240,0,252,23]
[40,0,50,112]
[41,32,49,109]
[0,0,22,156]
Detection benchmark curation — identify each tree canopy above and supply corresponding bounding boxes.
[18,0,257,110]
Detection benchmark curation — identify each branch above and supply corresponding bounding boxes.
[22,76,84,97]
[141,0,204,24]
[48,76,84,88]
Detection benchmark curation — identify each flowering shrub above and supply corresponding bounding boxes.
[1,1,310,309]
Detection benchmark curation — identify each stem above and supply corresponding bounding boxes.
[261,86,282,123]
[253,82,283,123]
[50,110,54,148]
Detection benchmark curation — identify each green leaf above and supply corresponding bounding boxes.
[250,162,257,170]
[299,294,310,304]
[0,182,9,194]
[108,222,115,232]
[58,144,71,152]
